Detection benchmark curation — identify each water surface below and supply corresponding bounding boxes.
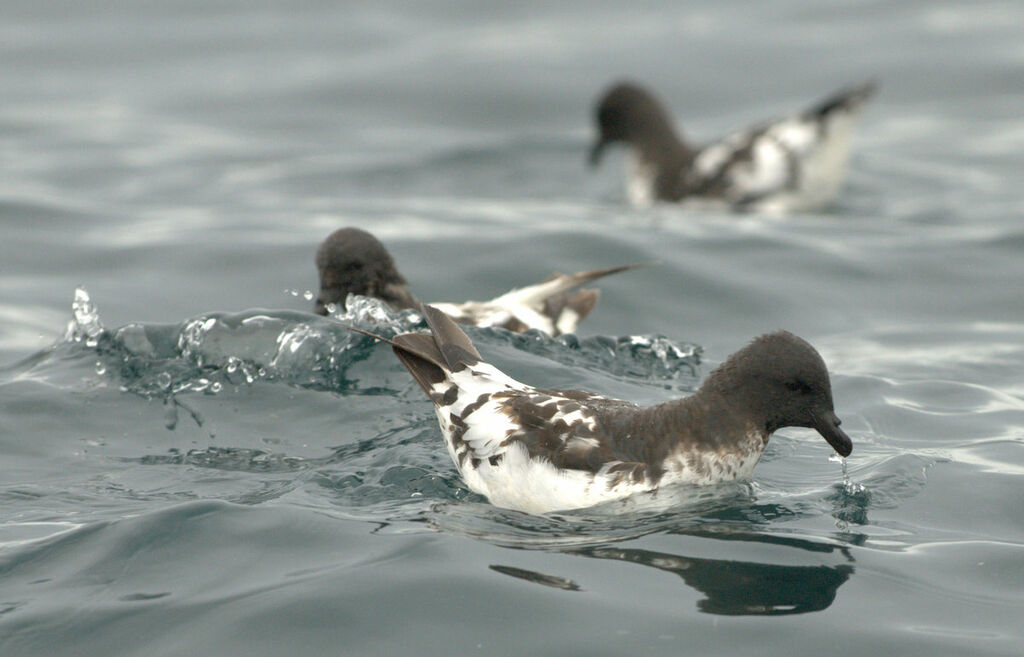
[2,1,1024,655]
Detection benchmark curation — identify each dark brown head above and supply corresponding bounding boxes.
[314,227,419,315]
[702,331,852,457]
[589,81,683,167]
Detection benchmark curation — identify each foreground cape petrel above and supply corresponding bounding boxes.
[589,80,876,212]
[314,227,642,336]
[349,304,853,514]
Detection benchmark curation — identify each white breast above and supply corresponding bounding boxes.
[661,431,767,485]
[626,149,657,207]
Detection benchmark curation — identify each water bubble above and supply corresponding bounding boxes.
[338,294,416,327]
[210,381,223,393]
[829,454,866,495]
[276,324,316,357]
[164,400,179,430]
[178,317,217,361]
[66,287,106,343]
[157,372,172,389]
[95,361,106,375]
[285,288,316,302]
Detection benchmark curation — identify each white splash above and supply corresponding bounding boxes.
[65,287,105,346]
[829,453,866,494]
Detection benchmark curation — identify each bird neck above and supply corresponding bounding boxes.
[640,389,769,455]
[632,124,689,161]
[628,129,694,202]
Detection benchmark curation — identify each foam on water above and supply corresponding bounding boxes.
[0,289,709,526]
[4,287,933,580]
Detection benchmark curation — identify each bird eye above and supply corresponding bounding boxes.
[785,380,810,393]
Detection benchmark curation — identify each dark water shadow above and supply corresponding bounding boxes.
[570,530,854,615]
[487,530,855,615]
[485,509,864,616]
[488,564,581,592]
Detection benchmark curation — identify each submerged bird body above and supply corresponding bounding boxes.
[363,305,852,514]
[314,227,418,315]
[315,227,638,336]
[590,81,876,212]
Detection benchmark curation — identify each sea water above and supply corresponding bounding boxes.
[2,1,1024,655]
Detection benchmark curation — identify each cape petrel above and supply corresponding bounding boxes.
[315,227,643,336]
[590,80,876,212]
[348,304,853,514]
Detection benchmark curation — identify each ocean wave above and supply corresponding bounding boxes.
[54,288,702,401]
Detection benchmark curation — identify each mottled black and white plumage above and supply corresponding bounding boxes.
[355,305,853,514]
[314,227,641,336]
[590,80,877,212]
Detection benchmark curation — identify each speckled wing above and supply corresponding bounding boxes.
[688,124,799,206]
[686,81,876,209]
[391,303,656,512]
[495,389,648,476]
[432,370,654,512]
[432,263,646,336]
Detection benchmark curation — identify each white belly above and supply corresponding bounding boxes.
[626,150,657,207]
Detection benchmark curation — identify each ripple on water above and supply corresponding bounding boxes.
[4,287,1000,571]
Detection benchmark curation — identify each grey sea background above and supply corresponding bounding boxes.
[3,1,1024,655]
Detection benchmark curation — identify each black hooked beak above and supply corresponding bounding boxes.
[588,138,608,167]
[813,410,853,457]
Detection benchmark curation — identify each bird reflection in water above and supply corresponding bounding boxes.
[574,538,853,615]
[488,479,870,615]
[490,534,852,615]
[490,523,862,616]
